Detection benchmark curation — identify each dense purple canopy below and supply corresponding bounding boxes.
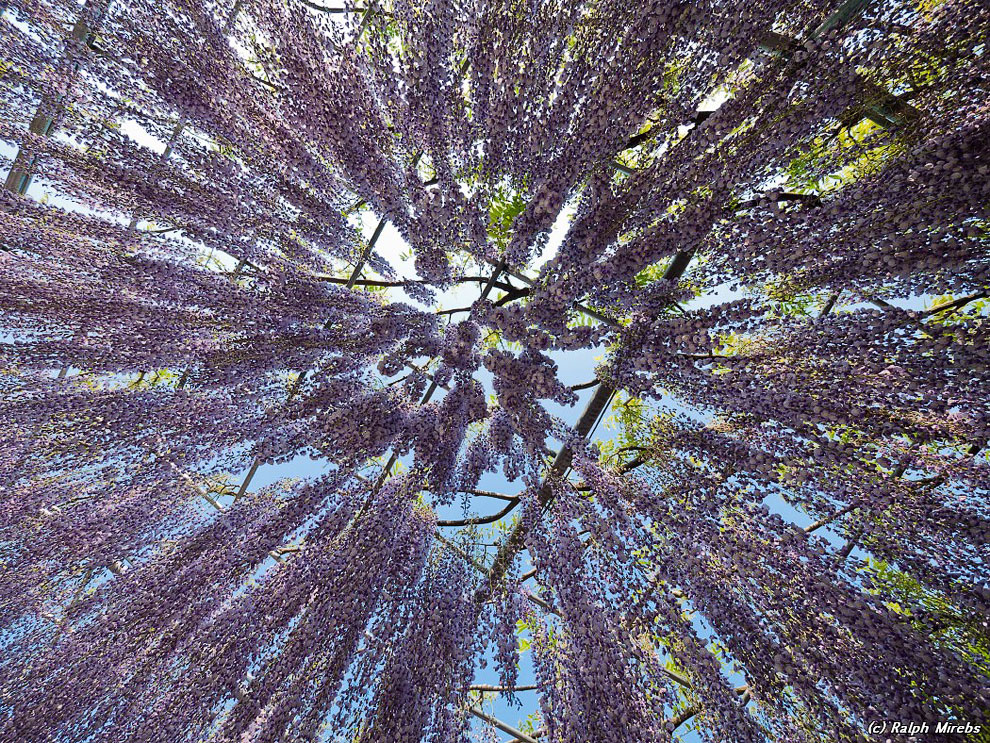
[1,0,988,741]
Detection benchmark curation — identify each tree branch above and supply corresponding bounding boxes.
[734,191,822,211]
[494,287,530,307]
[470,684,540,692]
[569,379,600,392]
[507,730,545,743]
[921,291,987,318]
[819,291,841,317]
[314,274,517,293]
[677,351,739,361]
[471,250,695,605]
[468,707,540,743]
[666,689,751,733]
[803,502,858,534]
[436,498,519,527]
[665,704,700,731]
[466,488,519,502]
[293,0,361,11]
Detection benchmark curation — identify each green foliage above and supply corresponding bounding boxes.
[517,709,543,735]
[925,291,989,327]
[862,559,990,741]
[612,393,649,447]
[362,13,401,53]
[632,262,670,289]
[515,618,532,653]
[482,325,524,354]
[864,559,990,676]
[768,295,815,318]
[782,117,907,194]
[757,279,820,319]
[566,310,597,329]
[632,251,696,299]
[487,186,528,251]
[597,391,649,461]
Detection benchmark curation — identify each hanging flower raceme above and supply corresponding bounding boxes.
[356,552,482,743]
[522,487,678,743]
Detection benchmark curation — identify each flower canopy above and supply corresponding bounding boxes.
[1,0,988,741]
